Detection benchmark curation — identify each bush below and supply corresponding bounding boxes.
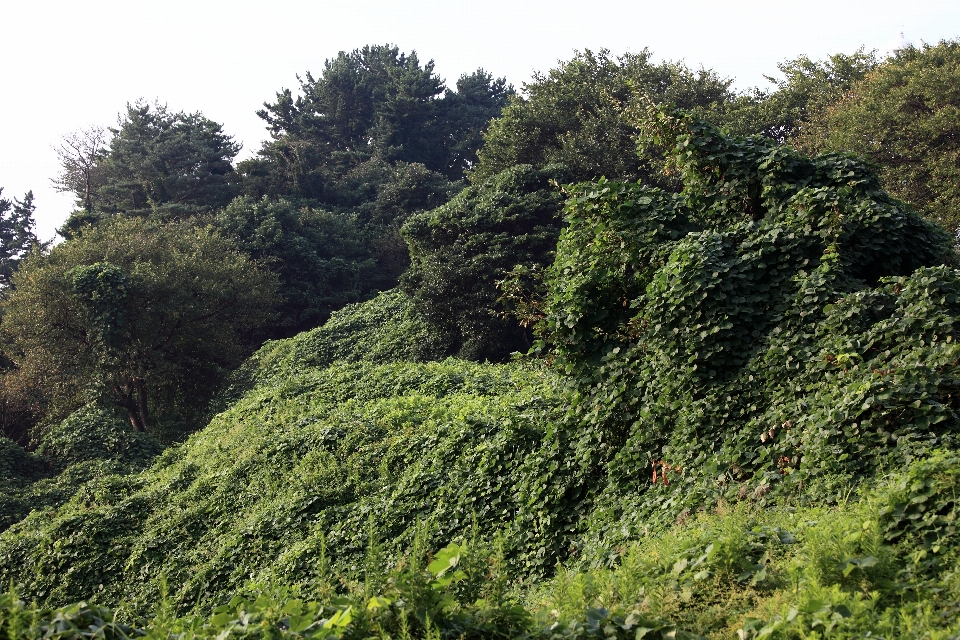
[37,404,163,471]
[531,109,959,556]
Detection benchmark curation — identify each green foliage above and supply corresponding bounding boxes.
[0,536,532,640]
[0,188,39,288]
[0,592,139,640]
[532,108,958,553]
[247,45,511,201]
[401,50,735,364]
[0,217,278,437]
[6,49,960,640]
[531,451,960,639]
[36,404,163,470]
[472,49,734,186]
[231,290,443,390]
[877,450,960,589]
[797,40,960,238]
[0,358,560,615]
[0,436,46,484]
[214,196,374,335]
[312,160,460,299]
[58,102,240,232]
[441,71,515,179]
[4,452,960,638]
[718,50,879,141]
[0,437,50,528]
[237,47,511,314]
[401,165,567,361]
[0,414,159,535]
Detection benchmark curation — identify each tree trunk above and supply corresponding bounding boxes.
[117,381,148,432]
[134,378,149,431]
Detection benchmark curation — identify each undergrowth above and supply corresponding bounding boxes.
[2,451,959,638]
[0,358,562,615]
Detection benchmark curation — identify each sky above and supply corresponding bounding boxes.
[1,0,959,240]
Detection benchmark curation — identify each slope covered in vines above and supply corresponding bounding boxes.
[2,109,960,638]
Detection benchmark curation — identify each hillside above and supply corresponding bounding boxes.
[2,107,960,638]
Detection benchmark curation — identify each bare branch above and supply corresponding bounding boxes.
[51,126,109,213]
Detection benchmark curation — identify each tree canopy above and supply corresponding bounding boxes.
[401,165,566,360]
[718,50,879,140]
[534,106,956,513]
[0,189,39,288]
[242,45,512,201]
[401,50,738,361]
[1,218,277,438]
[471,49,735,185]
[796,40,960,238]
[213,196,371,336]
[57,102,241,233]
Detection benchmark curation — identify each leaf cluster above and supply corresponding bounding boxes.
[401,165,567,361]
[796,39,960,238]
[0,217,278,438]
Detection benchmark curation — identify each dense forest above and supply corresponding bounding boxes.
[1,41,960,638]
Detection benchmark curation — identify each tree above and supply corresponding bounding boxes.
[230,46,513,330]
[214,196,371,336]
[243,45,512,201]
[795,40,960,238]
[246,45,446,201]
[0,218,278,437]
[533,107,955,509]
[51,126,108,215]
[401,165,565,361]
[0,189,39,288]
[438,70,514,177]
[57,102,241,234]
[717,50,879,140]
[471,49,735,185]
[400,50,734,362]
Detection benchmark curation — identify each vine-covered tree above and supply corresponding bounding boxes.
[401,164,566,361]
[402,50,737,362]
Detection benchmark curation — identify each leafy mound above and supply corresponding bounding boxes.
[3,451,959,639]
[235,289,443,386]
[37,404,164,470]
[0,358,560,614]
[530,450,960,639]
[0,406,163,534]
[0,438,51,530]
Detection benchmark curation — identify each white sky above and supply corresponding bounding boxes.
[2,0,959,240]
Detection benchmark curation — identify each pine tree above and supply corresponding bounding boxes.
[0,189,39,288]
